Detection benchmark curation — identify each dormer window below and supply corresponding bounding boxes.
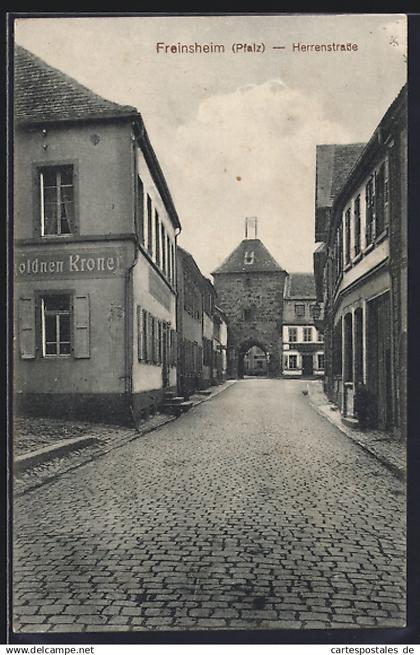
[244,250,254,265]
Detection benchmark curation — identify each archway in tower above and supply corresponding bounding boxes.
[237,339,269,379]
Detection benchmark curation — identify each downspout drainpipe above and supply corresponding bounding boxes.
[174,226,181,396]
[125,126,141,429]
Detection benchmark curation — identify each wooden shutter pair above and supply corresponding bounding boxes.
[18,294,90,359]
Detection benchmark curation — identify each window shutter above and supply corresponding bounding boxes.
[147,312,153,363]
[18,296,36,359]
[153,317,159,364]
[144,311,149,362]
[137,306,143,361]
[73,294,90,358]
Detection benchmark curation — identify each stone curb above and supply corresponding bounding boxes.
[15,380,237,496]
[305,383,405,481]
[14,435,99,472]
[189,380,237,409]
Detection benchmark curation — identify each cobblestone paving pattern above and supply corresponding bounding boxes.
[14,379,406,633]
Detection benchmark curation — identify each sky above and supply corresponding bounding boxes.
[14,14,407,277]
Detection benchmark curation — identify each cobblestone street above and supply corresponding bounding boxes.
[13,379,406,633]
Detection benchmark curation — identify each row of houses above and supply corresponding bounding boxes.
[14,45,228,426]
[14,45,325,428]
[176,246,228,399]
[314,85,407,437]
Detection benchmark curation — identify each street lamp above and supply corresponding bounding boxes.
[312,303,323,331]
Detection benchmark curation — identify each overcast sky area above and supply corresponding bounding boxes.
[15,14,406,277]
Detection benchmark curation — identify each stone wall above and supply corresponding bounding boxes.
[213,271,287,377]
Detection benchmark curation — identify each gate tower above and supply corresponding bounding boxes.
[212,218,288,378]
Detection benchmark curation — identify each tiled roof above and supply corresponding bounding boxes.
[212,239,285,275]
[177,245,205,283]
[14,45,138,124]
[283,273,316,299]
[316,143,366,209]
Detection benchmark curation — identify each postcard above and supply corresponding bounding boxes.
[10,12,407,639]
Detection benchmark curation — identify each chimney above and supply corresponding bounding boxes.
[245,217,258,239]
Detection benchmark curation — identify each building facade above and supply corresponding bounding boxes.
[202,277,217,387]
[212,229,287,379]
[314,86,407,435]
[14,46,181,425]
[282,274,324,378]
[176,246,204,398]
[213,306,228,383]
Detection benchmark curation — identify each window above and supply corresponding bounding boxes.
[39,165,74,236]
[18,293,90,360]
[337,223,343,276]
[151,317,158,363]
[41,294,71,356]
[171,243,176,286]
[141,310,148,361]
[154,210,160,266]
[288,327,297,343]
[170,329,177,367]
[333,318,342,376]
[203,337,213,366]
[317,354,325,370]
[375,162,387,236]
[344,313,353,382]
[384,159,389,208]
[303,327,313,342]
[345,207,351,264]
[244,251,254,265]
[243,308,254,321]
[157,320,163,364]
[136,177,144,244]
[354,195,361,256]
[317,330,324,343]
[365,176,375,246]
[166,234,171,280]
[161,223,166,275]
[295,304,305,317]
[146,195,153,255]
[288,355,298,370]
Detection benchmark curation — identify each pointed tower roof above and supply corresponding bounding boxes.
[212,239,286,275]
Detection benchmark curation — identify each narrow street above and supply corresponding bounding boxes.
[13,379,406,633]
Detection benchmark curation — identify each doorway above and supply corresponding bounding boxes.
[302,354,314,377]
[238,340,269,378]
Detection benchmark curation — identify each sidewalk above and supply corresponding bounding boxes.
[306,379,406,479]
[13,379,237,496]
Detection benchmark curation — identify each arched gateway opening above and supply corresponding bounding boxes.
[237,339,269,379]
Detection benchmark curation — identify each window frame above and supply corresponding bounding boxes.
[288,354,298,370]
[33,161,79,238]
[344,207,351,265]
[288,327,298,343]
[365,175,376,247]
[295,303,305,318]
[154,209,161,267]
[303,327,313,342]
[146,194,153,257]
[36,290,74,359]
[244,250,255,265]
[354,194,361,257]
